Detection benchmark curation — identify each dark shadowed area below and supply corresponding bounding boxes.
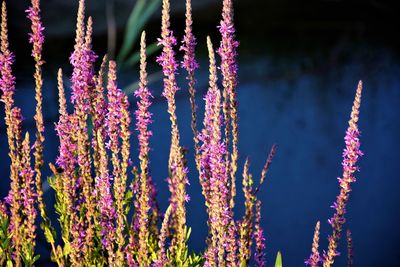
[1,0,399,266]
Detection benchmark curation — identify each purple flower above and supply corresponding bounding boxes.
[157,0,189,252]
[0,8,16,106]
[26,0,45,60]
[55,114,78,173]
[19,133,37,246]
[134,31,154,264]
[324,81,363,267]
[106,61,123,143]
[0,51,14,96]
[254,229,266,267]
[134,69,153,160]
[305,221,321,267]
[199,37,232,264]
[180,0,198,73]
[70,17,97,112]
[95,173,116,252]
[217,19,239,91]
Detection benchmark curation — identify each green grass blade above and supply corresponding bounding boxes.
[275,251,283,267]
[124,42,160,68]
[117,0,161,63]
[117,0,147,62]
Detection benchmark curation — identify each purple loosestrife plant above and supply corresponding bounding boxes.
[94,129,117,265]
[323,82,363,266]
[181,0,200,170]
[134,31,153,266]
[106,59,130,264]
[200,36,228,266]
[27,0,46,216]
[218,0,240,213]
[305,221,322,267]
[157,0,190,261]
[0,0,365,266]
[306,82,364,267]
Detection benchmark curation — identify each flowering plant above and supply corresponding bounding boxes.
[0,0,363,266]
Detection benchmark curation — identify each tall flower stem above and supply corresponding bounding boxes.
[91,55,108,178]
[106,60,128,264]
[200,36,230,266]
[157,0,188,255]
[347,229,353,267]
[238,159,254,265]
[305,221,321,267]
[95,130,117,265]
[68,0,97,262]
[181,0,200,170]
[254,200,266,267]
[323,81,363,267]
[0,2,17,200]
[1,3,22,265]
[19,132,37,264]
[218,0,239,211]
[27,0,47,228]
[135,31,153,267]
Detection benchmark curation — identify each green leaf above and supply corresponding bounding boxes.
[117,0,146,61]
[117,0,161,63]
[186,227,192,240]
[6,260,12,267]
[124,41,161,68]
[44,226,55,244]
[275,251,283,267]
[63,242,72,257]
[32,254,40,263]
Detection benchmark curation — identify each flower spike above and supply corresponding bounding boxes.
[323,81,363,267]
[254,200,266,267]
[135,31,153,266]
[305,221,321,267]
[218,0,240,211]
[157,0,188,256]
[181,0,200,170]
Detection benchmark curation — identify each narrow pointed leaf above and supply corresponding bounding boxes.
[275,251,283,267]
